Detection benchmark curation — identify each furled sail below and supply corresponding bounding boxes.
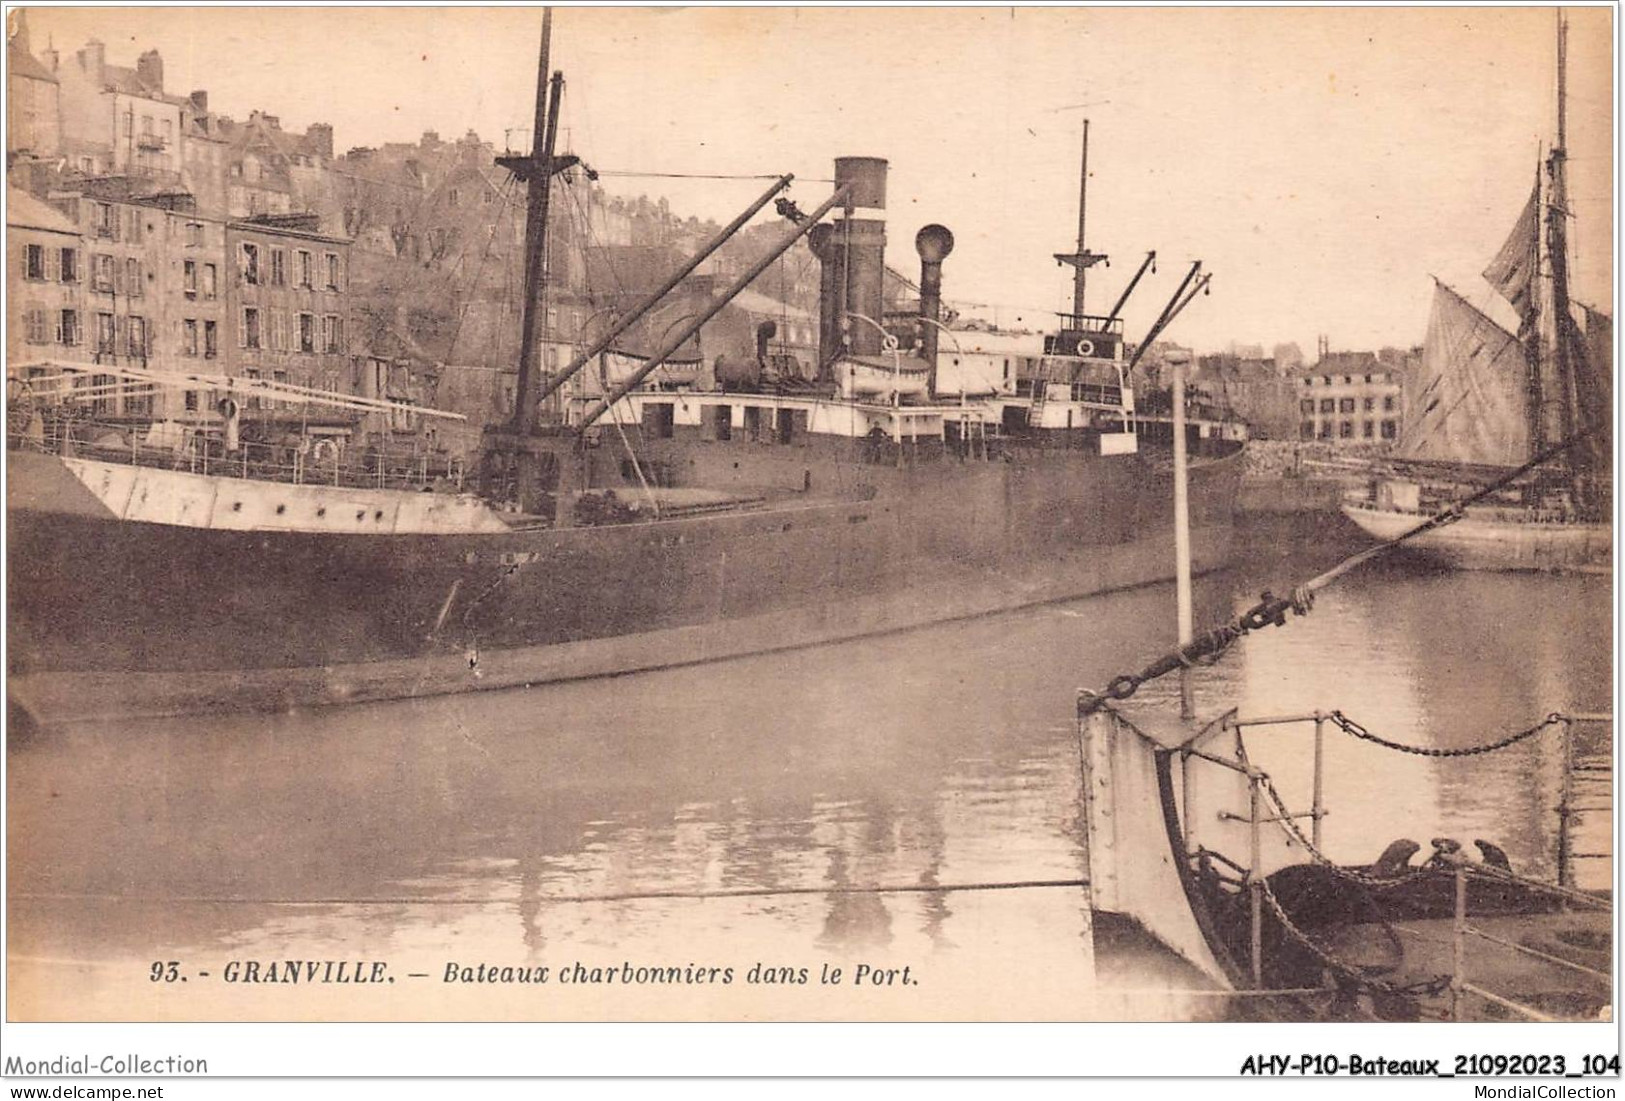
[1399,282,1529,467]
[1482,180,1541,325]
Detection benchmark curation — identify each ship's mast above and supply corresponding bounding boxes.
[1544,8,1586,499]
[1054,118,1109,322]
[497,10,578,433]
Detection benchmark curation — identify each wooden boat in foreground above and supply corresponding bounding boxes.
[1079,700,1611,1021]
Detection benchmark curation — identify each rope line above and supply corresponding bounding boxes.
[1080,425,1600,714]
[10,877,1088,908]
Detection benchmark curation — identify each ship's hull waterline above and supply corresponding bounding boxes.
[8,445,1243,725]
[1341,502,1610,574]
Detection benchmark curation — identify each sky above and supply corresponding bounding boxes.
[21,4,1615,356]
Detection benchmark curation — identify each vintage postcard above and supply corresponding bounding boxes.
[3,2,1614,1079]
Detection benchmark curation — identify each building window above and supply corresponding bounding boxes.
[1299,421,1315,440]
[1380,419,1397,440]
[92,202,117,239]
[448,188,459,206]
[1343,375,1352,385]
[183,319,199,356]
[1320,375,1331,386]
[1299,398,1315,414]
[268,310,285,352]
[184,390,199,412]
[23,244,45,280]
[59,247,79,283]
[242,307,262,349]
[298,312,315,353]
[91,374,117,415]
[204,320,218,359]
[95,312,117,355]
[126,208,143,244]
[1318,398,1335,414]
[186,222,203,247]
[1317,420,1332,439]
[184,259,198,296]
[203,264,218,299]
[1301,378,1311,389]
[25,308,49,344]
[297,250,313,288]
[1339,420,1354,439]
[1362,420,1375,439]
[240,242,260,285]
[325,252,340,290]
[1363,397,1375,412]
[126,258,143,297]
[1338,397,1355,414]
[322,314,343,353]
[1383,395,1396,412]
[127,316,147,358]
[58,309,81,345]
[271,248,287,286]
[91,253,115,292]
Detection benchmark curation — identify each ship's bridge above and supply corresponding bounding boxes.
[1044,313,1124,361]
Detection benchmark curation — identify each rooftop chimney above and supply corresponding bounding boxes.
[136,48,163,92]
[79,40,106,84]
[189,89,208,114]
[306,122,334,159]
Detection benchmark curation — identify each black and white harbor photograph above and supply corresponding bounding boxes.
[2,2,1615,1062]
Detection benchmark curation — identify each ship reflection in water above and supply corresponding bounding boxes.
[6,535,1611,1021]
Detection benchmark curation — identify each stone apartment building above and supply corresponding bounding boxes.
[8,188,87,375]
[1291,351,1408,446]
[8,33,815,437]
[223,214,353,394]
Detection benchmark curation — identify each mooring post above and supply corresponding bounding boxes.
[1450,864,1468,1021]
[1311,712,1326,851]
[1556,716,1574,890]
[1249,773,1263,988]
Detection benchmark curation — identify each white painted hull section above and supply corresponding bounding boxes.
[1341,503,1611,573]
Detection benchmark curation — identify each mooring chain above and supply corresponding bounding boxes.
[1328,711,1564,758]
[1256,877,1449,1000]
[454,561,524,671]
[1255,773,1448,892]
[1093,588,1314,704]
[1461,860,1613,912]
[1256,759,1608,926]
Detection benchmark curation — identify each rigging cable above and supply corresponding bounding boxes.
[1079,424,1600,713]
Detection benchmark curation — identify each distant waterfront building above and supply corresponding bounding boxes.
[56,41,187,182]
[1290,350,1407,446]
[6,13,61,159]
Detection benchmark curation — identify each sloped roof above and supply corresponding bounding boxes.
[8,45,57,84]
[103,62,187,106]
[7,188,80,235]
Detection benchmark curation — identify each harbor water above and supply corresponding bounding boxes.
[7,524,1612,1021]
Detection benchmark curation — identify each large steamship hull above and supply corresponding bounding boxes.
[8,444,1242,726]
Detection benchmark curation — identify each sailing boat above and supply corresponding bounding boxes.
[1342,12,1611,573]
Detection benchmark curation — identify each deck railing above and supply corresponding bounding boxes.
[13,414,465,494]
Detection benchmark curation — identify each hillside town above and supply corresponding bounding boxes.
[7,25,1437,465]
